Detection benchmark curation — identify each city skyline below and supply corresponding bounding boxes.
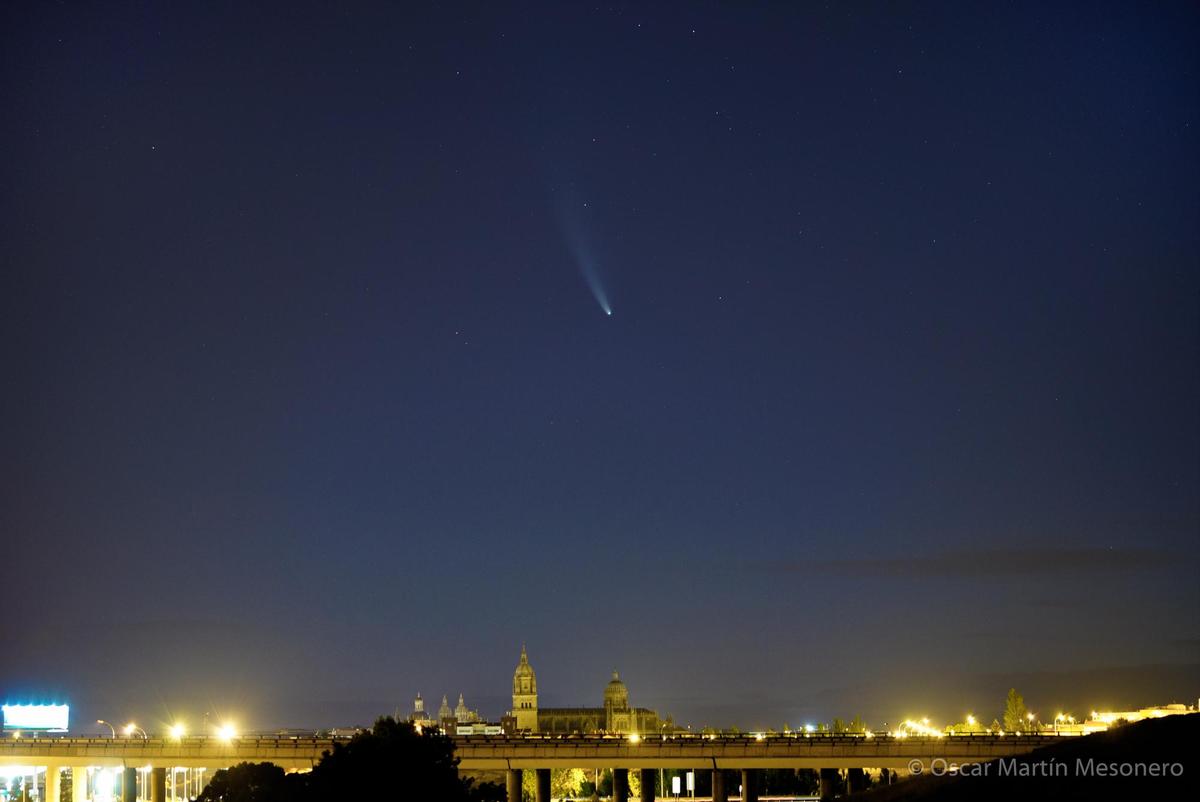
[12,644,1197,736]
[2,0,1197,739]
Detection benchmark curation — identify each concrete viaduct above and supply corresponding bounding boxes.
[0,733,1059,801]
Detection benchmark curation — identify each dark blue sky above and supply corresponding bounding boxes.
[2,1,1197,733]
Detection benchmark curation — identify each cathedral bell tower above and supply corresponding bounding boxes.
[511,644,539,733]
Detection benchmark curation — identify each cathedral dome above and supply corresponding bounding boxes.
[513,644,537,695]
[604,670,629,709]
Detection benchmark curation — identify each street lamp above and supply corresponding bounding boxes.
[123,723,148,740]
[97,720,116,738]
[168,723,186,740]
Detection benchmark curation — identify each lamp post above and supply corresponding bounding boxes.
[123,723,148,741]
[97,720,116,738]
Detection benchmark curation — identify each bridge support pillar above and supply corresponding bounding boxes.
[740,768,758,802]
[638,768,655,802]
[534,768,551,802]
[819,768,840,800]
[846,767,866,794]
[612,768,629,802]
[711,769,727,802]
[72,768,88,802]
[505,769,521,802]
[121,767,136,802]
[151,767,167,802]
[44,765,61,802]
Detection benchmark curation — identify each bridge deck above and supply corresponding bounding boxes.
[0,734,1060,771]
[453,734,1060,770]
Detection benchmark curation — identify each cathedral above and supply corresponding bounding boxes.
[510,645,667,734]
[406,691,481,730]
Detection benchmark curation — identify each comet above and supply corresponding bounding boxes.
[578,256,613,317]
[550,186,614,317]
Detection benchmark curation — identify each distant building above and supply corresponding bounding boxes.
[325,727,361,737]
[455,693,481,724]
[407,693,434,728]
[509,645,669,734]
[1077,703,1198,734]
[409,692,485,734]
[455,722,504,736]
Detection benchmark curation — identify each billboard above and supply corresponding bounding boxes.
[2,704,70,732]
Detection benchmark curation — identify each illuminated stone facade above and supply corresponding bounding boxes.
[512,644,539,732]
[509,647,665,734]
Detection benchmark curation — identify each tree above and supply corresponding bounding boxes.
[521,768,584,801]
[951,717,986,734]
[465,778,506,802]
[196,763,294,802]
[1003,688,1030,732]
[597,769,613,797]
[627,766,641,798]
[763,769,818,795]
[554,768,586,798]
[306,717,482,801]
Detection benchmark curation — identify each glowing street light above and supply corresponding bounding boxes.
[168,723,186,740]
[900,719,944,738]
[966,715,976,727]
[123,723,148,740]
[216,723,238,742]
[627,732,640,744]
[97,720,116,738]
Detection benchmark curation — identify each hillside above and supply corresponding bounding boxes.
[857,713,1198,801]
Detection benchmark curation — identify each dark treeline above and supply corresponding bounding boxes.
[196,718,504,802]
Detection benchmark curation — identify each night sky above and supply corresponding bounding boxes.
[2,1,1197,734]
